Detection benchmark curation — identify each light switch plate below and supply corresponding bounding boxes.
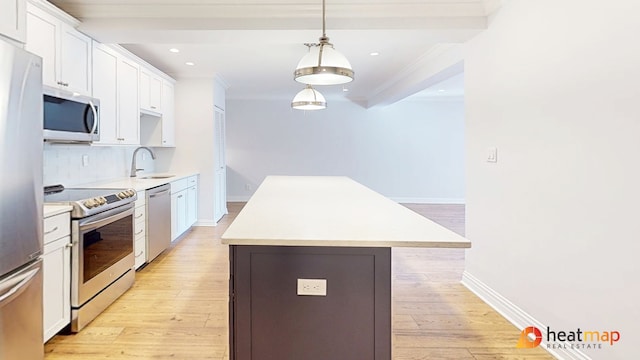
[297,279,327,296]
[486,147,498,163]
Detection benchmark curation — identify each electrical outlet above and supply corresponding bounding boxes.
[142,153,146,160]
[82,154,89,167]
[244,184,252,191]
[486,147,498,163]
[297,279,327,296]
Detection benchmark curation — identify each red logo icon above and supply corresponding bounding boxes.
[517,326,543,348]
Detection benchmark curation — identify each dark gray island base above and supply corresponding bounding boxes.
[229,245,391,360]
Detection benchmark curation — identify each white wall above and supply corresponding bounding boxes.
[225,98,465,203]
[43,144,155,187]
[154,78,216,225]
[464,1,640,359]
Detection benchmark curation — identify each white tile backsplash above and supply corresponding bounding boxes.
[43,144,156,187]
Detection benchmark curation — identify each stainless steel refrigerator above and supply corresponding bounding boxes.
[0,38,45,359]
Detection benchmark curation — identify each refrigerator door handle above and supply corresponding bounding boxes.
[0,267,40,304]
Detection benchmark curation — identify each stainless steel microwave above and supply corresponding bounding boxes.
[43,86,100,143]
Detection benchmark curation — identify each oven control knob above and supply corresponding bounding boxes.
[127,190,135,197]
[84,199,95,208]
[98,197,107,205]
[117,192,125,199]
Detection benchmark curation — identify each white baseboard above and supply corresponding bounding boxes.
[194,220,217,227]
[461,271,591,360]
[391,197,465,204]
[227,195,251,202]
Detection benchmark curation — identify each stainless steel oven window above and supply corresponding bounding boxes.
[71,205,134,306]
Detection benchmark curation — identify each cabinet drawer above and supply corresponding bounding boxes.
[44,212,71,244]
[134,205,146,224]
[171,178,189,193]
[134,220,146,238]
[187,175,198,186]
[134,236,146,269]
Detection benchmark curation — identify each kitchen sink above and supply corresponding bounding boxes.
[138,175,175,179]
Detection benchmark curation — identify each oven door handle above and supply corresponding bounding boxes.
[77,205,134,231]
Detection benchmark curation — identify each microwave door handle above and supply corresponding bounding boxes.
[88,101,98,134]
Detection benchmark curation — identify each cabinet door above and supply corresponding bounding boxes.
[93,44,118,144]
[43,235,71,342]
[213,110,227,222]
[187,185,197,227]
[118,58,140,145]
[59,24,92,94]
[140,70,162,114]
[25,5,57,87]
[139,71,151,111]
[0,0,26,43]
[176,190,188,235]
[170,192,187,241]
[171,192,178,241]
[161,81,175,146]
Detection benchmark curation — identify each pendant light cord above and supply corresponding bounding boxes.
[322,0,326,38]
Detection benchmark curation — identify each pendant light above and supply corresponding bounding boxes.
[294,0,354,85]
[291,85,327,110]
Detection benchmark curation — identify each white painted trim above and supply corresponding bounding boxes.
[194,220,217,227]
[461,272,591,360]
[392,197,465,204]
[227,196,251,202]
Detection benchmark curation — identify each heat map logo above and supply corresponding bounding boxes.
[516,326,621,350]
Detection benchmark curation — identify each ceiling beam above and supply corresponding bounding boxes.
[362,44,465,108]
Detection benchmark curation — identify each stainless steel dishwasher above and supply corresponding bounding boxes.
[146,184,172,262]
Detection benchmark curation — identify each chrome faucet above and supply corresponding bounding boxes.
[130,146,156,177]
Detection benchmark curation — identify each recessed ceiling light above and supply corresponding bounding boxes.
[438,89,446,92]
[370,52,380,56]
[169,48,180,53]
[185,62,195,66]
[342,88,349,92]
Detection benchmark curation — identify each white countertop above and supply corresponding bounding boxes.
[76,172,199,191]
[44,205,73,218]
[221,176,472,248]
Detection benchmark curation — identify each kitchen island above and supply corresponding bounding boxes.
[221,176,471,360]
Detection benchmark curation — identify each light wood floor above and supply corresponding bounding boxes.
[44,203,555,359]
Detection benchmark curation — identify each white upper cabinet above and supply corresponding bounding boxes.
[25,2,92,95]
[0,0,26,43]
[59,25,92,94]
[160,81,175,147]
[140,75,175,148]
[140,70,162,114]
[93,43,140,145]
[117,57,140,145]
[25,4,56,86]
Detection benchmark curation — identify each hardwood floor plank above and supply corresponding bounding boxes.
[44,202,555,360]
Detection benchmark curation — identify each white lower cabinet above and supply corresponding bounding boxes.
[42,211,71,342]
[134,190,146,269]
[171,176,198,241]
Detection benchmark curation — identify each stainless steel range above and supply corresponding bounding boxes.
[44,185,137,332]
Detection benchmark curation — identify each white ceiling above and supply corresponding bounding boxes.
[48,0,501,105]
